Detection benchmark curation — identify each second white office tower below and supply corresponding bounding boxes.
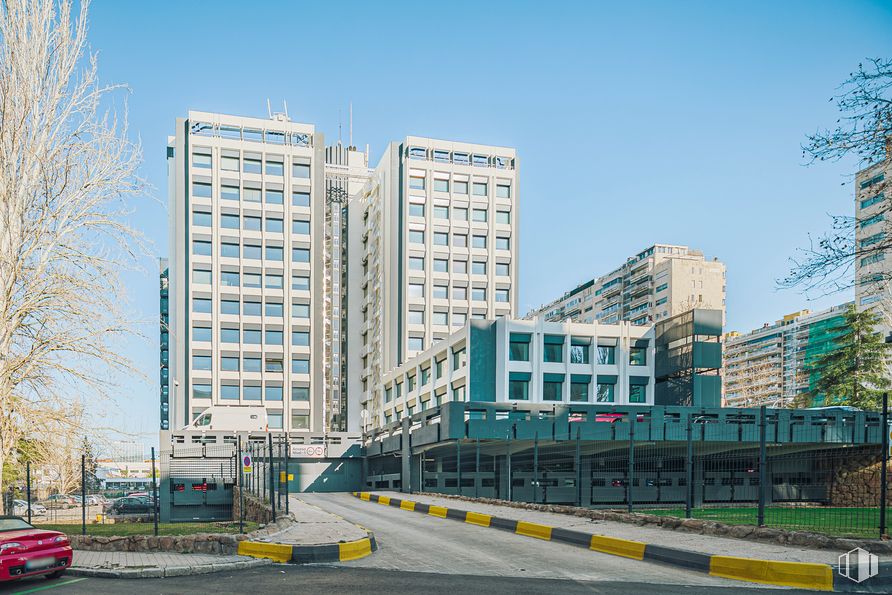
[164,111,518,435]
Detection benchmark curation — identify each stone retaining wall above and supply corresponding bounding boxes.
[416,491,892,555]
[232,486,274,524]
[830,454,892,507]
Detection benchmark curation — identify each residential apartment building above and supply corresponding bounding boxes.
[165,111,325,433]
[723,304,850,408]
[379,318,654,424]
[350,138,519,431]
[855,150,890,319]
[528,244,725,327]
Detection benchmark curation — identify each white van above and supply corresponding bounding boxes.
[185,406,268,432]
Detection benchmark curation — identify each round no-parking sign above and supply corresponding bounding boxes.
[243,455,253,473]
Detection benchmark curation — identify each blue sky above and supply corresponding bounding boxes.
[83,0,892,441]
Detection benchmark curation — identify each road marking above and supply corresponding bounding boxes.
[12,577,87,594]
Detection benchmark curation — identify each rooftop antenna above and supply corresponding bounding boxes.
[266,98,272,119]
[283,99,289,119]
[338,107,342,144]
[349,102,353,148]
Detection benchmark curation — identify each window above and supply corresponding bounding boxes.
[408,310,423,325]
[597,345,616,364]
[471,287,486,301]
[496,184,511,198]
[471,261,486,275]
[409,257,425,271]
[243,356,262,372]
[409,230,425,244]
[596,383,615,402]
[408,337,424,351]
[291,413,310,429]
[221,156,239,171]
[241,273,260,288]
[292,387,310,402]
[409,203,424,217]
[433,258,448,273]
[861,193,884,209]
[221,185,240,201]
[543,379,563,401]
[193,269,212,285]
[656,283,668,292]
[268,412,283,429]
[434,205,449,219]
[193,298,212,314]
[292,358,310,374]
[220,214,239,229]
[193,326,212,342]
[571,381,589,402]
[452,347,466,370]
[862,253,885,266]
[265,330,284,345]
[243,385,261,400]
[472,235,487,249]
[496,210,510,224]
[496,236,510,250]
[221,271,240,287]
[193,211,212,227]
[292,331,310,346]
[243,244,262,260]
[630,347,647,366]
[242,300,261,316]
[629,384,646,403]
[266,246,284,261]
[265,273,283,289]
[454,259,467,274]
[243,216,262,231]
[243,329,262,344]
[472,182,487,196]
[292,191,310,207]
[434,179,449,192]
[543,336,564,362]
[509,379,529,400]
[266,189,284,205]
[265,302,283,317]
[496,262,510,276]
[292,163,311,178]
[655,297,668,306]
[495,288,509,303]
[220,328,240,343]
[454,207,468,221]
[453,312,467,326]
[243,187,262,202]
[192,182,212,198]
[409,176,425,190]
[570,342,590,364]
[292,220,310,235]
[220,300,240,315]
[408,283,424,298]
[435,358,445,378]
[265,358,284,373]
[220,385,239,400]
[453,286,467,300]
[292,274,310,291]
[292,303,310,319]
[193,384,212,399]
[265,385,283,401]
[433,284,448,299]
[472,209,487,222]
[433,311,448,326]
[220,356,239,371]
[454,233,468,248]
[420,366,430,385]
[186,357,216,382]
[292,247,310,262]
[243,158,261,174]
[434,232,449,246]
[509,335,530,361]
[266,160,284,176]
[220,242,239,258]
[454,180,468,194]
[860,213,884,228]
[191,240,211,257]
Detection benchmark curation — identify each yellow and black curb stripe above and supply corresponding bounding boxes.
[352,492,836,591]
[237,533,377,564]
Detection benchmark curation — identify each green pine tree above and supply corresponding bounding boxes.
[798,304,891,410]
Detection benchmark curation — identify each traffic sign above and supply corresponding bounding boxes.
[243,454,253,473]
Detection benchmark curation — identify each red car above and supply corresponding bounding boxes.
[0,517,72,582]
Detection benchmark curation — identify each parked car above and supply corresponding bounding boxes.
[11,501,46,517]
[84,496,100,507]
[104,497,156,516]
[40,495,75,510]
[0,516,72,582]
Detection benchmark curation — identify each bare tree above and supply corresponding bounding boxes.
[0,0,143,496]
[781,58,892,297]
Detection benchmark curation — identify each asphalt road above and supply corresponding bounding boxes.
[0,566,817,595]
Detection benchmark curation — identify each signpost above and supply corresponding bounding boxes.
[243,454,253,474]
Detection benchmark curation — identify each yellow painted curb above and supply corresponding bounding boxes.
[237,541,292,563]
[359,492,371,501]
[465,511,492,527]
[339,538,373,561]
[516,521,553,541]
[590,535,646,560]
[400,500,416,511]
[377,495,391,506]
[428,505,448,518]
[709,556,833,591]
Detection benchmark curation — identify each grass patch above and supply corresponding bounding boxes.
[33,521,259,537]
[639,507,892,538]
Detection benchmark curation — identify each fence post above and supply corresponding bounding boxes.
[456,440,462,496]
[284,434,290,515]
[628,417,635,514]
[575,426,581,507]
[506,426,513,502]
[26,462,31,525]
[268,433,276,523]
[881,393,889,538]
[237,436,245,533]
[81,454,86,536]
[151,447,159,536]
[758,406,767,528]
[475,438,480,499]
[533,432,539,505]
[685,413,693,519]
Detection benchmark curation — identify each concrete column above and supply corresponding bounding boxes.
[401,417,411,493]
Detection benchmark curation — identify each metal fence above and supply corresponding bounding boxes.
[370,399,892,539]
[237,434,292,524]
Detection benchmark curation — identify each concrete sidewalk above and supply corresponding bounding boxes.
[70,550,270,578]
[256,496,369,545]
[371,491,840,565]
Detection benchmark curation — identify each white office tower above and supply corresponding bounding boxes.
[165,111,326,433]
[350,138,520,431]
